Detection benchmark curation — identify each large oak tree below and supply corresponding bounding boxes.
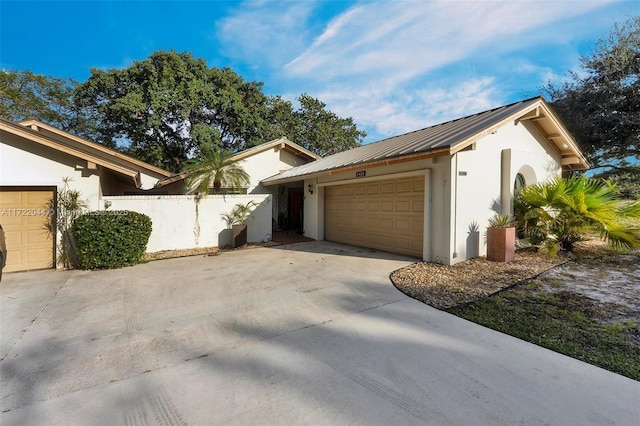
[73,50,365,172]
[74,51,269,172]
[0,70,98,143]
[545,16,639,198]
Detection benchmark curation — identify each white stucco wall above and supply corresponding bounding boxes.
[449,121,562,264]
[1,133,102,210]
[102,194,272,252]
[240,146,312,195]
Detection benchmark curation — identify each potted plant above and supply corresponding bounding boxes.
[222,201,257,248]
[486,214,516,262]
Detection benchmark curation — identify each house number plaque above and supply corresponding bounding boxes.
[355,171,366,178]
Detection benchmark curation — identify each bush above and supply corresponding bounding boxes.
[71,211,152,269]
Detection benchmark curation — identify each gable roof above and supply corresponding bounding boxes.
[262,97,589,186]
[156,136,319,188]
[0,118,171,187]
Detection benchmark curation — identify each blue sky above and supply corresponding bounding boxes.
[1,0,638,143]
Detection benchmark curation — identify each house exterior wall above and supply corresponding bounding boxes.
[1,132,102,211]
[302,157,452,263]
[240,146,314,195]
[449,120,562,264]
[102,194,272,253]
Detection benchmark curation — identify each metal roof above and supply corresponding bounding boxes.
[262,97,588,185]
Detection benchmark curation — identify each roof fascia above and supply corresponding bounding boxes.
[2,120,141,185]
[229,137,319,162]
[18,119,172,177]
[262,148,449,186]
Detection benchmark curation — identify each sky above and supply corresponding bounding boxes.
[1,0,638,144]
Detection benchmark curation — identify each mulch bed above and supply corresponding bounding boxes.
[390,248,569,309]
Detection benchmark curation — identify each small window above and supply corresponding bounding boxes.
[514,173,526,193]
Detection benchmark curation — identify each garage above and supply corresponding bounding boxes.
[324,176,425,257]
[0,187,55,272]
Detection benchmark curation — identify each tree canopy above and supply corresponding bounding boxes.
[69,50,364,172]
[74,51,270,172]
[264,95,366,157]
[545,16,640,198]
[2,51,366,174]
[0,70,98,143]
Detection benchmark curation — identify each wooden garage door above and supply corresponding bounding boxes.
[324,176,424,257]
[0,189,55,272]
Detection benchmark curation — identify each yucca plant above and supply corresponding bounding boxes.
[45,177,88,268]
[514,176,640,255]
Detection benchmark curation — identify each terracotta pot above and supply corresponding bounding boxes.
[487,227,515,262]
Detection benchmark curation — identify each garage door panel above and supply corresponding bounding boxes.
[380,201,394,212]
[396,180,413,192]
[396,200,411,212]
[0,189,55,272]
[324,176,424,257]
[380,182,394,193]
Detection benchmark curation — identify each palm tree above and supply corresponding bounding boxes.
[515,176,640,254]
[184,147,250,194]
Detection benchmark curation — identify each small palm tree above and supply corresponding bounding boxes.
[184,147,250,194]
[515,176,640,254]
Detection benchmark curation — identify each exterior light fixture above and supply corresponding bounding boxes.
[307,184,314,195]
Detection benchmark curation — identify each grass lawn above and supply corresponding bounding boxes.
[448,246,640,381]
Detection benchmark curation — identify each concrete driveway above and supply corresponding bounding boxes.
[1,241,638,425]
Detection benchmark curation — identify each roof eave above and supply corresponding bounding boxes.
[262,148,450,186]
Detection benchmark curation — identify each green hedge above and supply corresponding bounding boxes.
[71,211,152,269]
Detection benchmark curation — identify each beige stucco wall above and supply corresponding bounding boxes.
[449,120,562,264]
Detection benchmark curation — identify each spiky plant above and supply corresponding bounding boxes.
[46,177,88,268]
[515,176,640,254]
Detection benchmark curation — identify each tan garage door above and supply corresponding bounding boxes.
[0,188,55,272]
[324,176,424,257]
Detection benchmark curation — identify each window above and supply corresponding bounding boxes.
[514,173,526,194]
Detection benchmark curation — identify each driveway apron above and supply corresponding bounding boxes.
[1,241,638,425]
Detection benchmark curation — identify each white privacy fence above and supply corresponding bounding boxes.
[102,194,273,253]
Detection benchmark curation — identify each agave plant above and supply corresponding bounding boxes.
[487,214,516,228]
[515,176,640,255]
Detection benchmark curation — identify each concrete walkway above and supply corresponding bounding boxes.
[1,241,638,425]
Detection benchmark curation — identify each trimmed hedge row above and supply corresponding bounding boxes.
[71,211,152,269]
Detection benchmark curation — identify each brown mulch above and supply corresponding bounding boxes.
[390,247,569,310]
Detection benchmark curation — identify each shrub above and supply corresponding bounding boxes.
[71,211,152,269]
[515,176,640,254]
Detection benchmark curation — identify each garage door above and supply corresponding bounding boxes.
[324,176,424,257]
[0,188,55,272]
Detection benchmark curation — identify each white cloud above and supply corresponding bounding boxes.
[215,1,316,67]
[313,77,499,140]
[216,0,625,143]
[285,1,612,81]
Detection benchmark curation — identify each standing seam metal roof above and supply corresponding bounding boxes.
[262,97,543,184]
